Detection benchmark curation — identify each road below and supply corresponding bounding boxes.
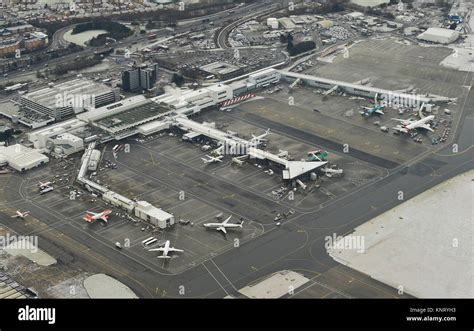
[216,2,285,49]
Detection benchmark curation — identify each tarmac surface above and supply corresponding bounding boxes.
[0,37,472,298]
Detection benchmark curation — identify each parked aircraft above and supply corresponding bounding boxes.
[148,240,183,259]
[360,93,385,117]
[83,209,112,223]
[201,154,224,164]
[38,181,52,190]
[392,115,435,133]
[11,210,30,218]
[250,129,270,144]
[203,216,243,234]
[360,105,385,117]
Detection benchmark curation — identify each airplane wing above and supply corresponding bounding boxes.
[168,248,184,252]
[375,109,384,115]
[100,216,109,223]
[86,211,99,217]
[149,248,165,252]
[222,216,231,225]
[393,126,408,133]
[392,118,412,125]
[217,227,227,234]
[214,146,224,154]
[420,124,434,132]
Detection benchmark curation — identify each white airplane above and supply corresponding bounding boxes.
[392,115,435,133]
[250,129,270,144]
[203,216,243,234]
[11,210,30,218]
[38,181,52,189]
[83,209,112,223]
[201,154,224,164]
[148,240,184,259]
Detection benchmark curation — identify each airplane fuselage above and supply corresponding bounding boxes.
[405,115,434,130]
[203,223,242,229]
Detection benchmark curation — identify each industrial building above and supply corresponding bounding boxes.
[317,20,334,29]
[417,27,459,44]
[0,144,49,172]
[134,201,175,229]
[266,17,279,29]
[19,79,120,121]
[278,17,296,30]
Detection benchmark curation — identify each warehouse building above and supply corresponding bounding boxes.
[317,20,334,29]
[266,17,279,29]
[134,201,175,229]
[417,28,459,44]
[0,145,49,172]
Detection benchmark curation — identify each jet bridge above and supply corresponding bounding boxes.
[174,117,327,181]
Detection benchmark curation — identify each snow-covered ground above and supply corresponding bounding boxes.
[440,47,474,72]
[440,1,474,72]
[328,170,474,298]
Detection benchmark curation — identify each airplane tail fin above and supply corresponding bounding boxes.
[239,221,244,227]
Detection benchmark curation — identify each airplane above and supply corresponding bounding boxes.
[360,104,385,117]
[250,129,270,144]
[201,154,224,164]
[360,93,385,117]
[203,216,244,234]
[148,240,183,259]
[83,209,112,223]
[38,181,52,189]
[11,210,30,218]
[392,115,435,133]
